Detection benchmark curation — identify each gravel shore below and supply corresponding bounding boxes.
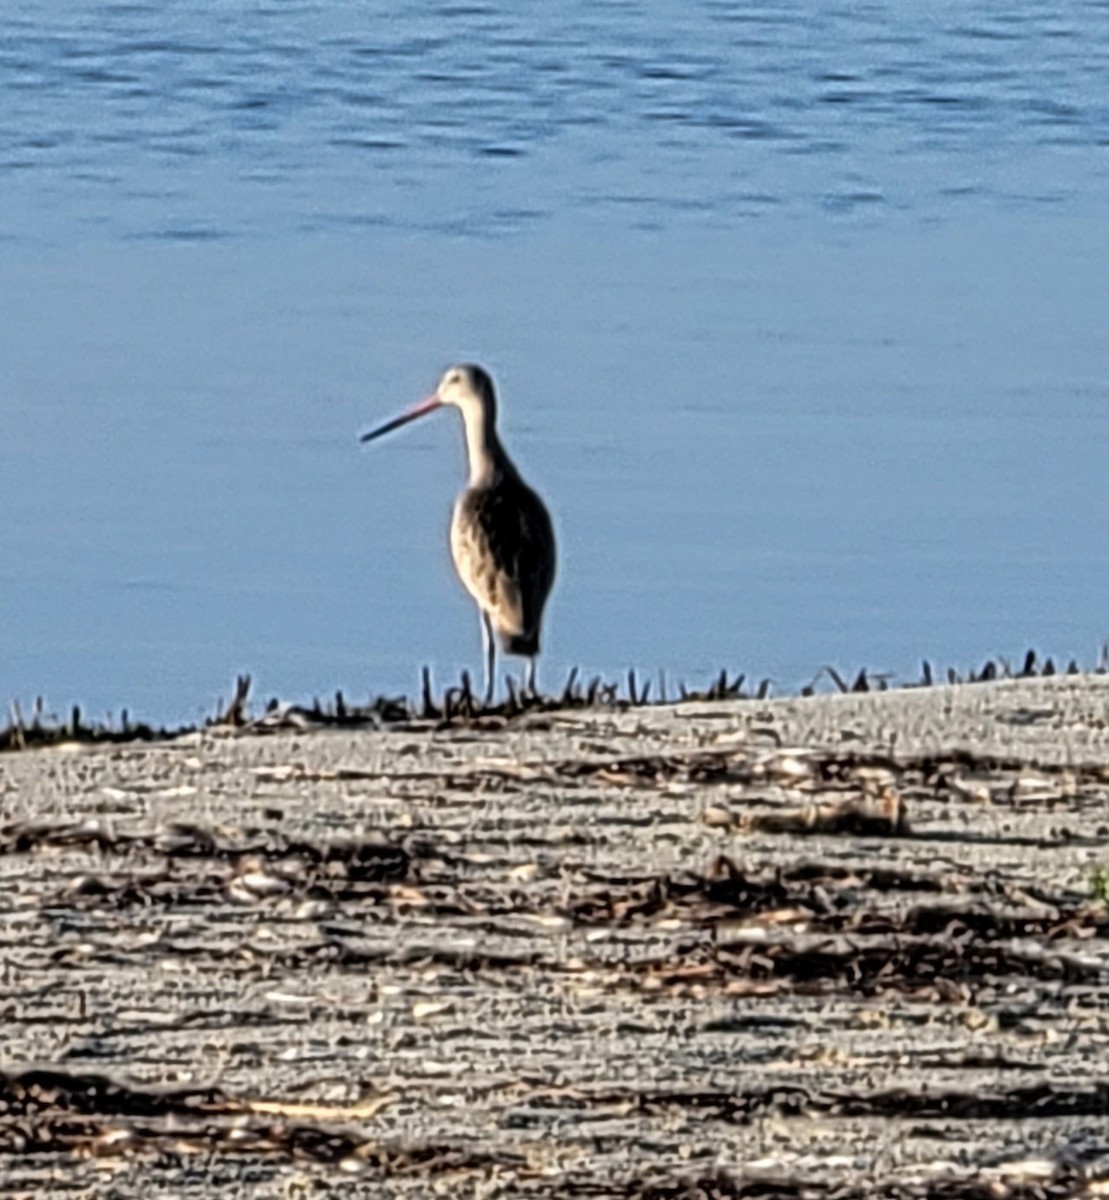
[3,674,1109,1198]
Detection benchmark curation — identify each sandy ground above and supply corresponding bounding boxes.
[3,674,1109,1198]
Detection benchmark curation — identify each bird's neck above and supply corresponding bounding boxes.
[462,410,512,488]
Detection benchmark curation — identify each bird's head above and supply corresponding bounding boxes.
[434,364,497,426]
[361,362,497,445]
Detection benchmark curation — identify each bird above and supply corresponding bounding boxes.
[360,363,556,705]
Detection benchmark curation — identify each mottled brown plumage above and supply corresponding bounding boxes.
[361,363,556,702]
[451,464,556,659]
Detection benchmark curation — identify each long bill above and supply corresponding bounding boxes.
[360,394,441,443]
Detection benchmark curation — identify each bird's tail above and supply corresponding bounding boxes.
[504,630,540,657]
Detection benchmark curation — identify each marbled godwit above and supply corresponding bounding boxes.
[361,364,556,704]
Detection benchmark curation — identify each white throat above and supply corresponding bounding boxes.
[458,402,504,488]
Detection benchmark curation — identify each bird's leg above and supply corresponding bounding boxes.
[481,613,496,706]
[525,657,537,699]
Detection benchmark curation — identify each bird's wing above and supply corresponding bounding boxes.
[452,483,556,638]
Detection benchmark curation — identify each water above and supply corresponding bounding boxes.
[3,2,1108,723]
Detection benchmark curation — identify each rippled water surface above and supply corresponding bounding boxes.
[3,2,1109,720]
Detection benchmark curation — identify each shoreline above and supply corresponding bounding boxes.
[3,649,1104,754]
[2,673,1109,1195]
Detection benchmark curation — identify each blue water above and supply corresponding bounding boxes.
[3,3,1108,722]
